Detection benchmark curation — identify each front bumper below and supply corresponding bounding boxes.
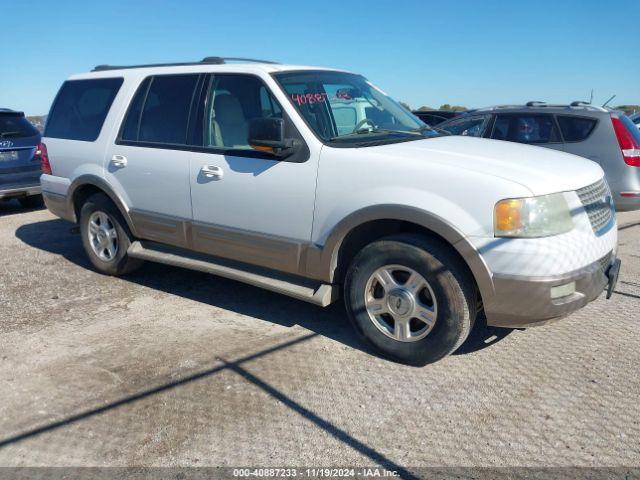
[484,253,617,328]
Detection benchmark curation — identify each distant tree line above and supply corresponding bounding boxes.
[615,105,640,115]
[400,103,640,115]
[400,102,468,112]
[27,115,46,132]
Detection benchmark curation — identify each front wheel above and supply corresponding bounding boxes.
[79,193,143,276]
[344,234,477,366]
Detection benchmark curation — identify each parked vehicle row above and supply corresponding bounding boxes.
[37,57,620,366]
[0,109,43,207]
[411,110,461,126]
[435,102,640,212]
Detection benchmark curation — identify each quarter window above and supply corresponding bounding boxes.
[45,78,123,141]
[120,77,151,142]
[556,116,597,142]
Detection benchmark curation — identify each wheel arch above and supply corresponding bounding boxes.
[306,205,495,305]
[67,175,138,237]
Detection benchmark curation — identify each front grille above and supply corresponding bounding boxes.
[576,178,613,233]
[598,251,613,273]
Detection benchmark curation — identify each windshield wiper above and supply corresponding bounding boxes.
[330,128,421,141]
[373,128,423,136]
[0,131,21,138]
[411,124,451,136]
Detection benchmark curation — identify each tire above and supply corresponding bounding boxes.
[344,234,477,366]
[79,193,143,276]
[18,194,43,209]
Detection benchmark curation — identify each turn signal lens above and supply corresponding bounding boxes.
[494,193,573,237]
[495,199,524,233]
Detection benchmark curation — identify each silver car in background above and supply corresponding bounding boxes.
[437,102,640,211]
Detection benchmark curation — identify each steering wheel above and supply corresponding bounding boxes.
[352,118,376,133]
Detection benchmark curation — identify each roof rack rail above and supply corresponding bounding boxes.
[201,56,278,65]
[570,101,591,107]
[525,101,547,107]
[92,56,278,72]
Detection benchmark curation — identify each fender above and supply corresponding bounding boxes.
[66,174,139,237]
[303,204,496,302]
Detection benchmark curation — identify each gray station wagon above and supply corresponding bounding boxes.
[437,102,640,212]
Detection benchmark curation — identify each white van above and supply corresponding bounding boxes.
[40,57,620,365]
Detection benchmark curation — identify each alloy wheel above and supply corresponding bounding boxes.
[364,264,438,342]
[87,211,119,262]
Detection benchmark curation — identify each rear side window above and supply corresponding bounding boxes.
[120,77,152,141]
[556,116,597,142]
[120,74,199,145]
[45,78,123,141]
[492,114,560,144]
[0,113,39,139]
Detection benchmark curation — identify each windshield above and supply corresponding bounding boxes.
[274,71,440,146]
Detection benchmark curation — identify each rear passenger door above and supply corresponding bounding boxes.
[105,74,202,248]
[491,114,565,151]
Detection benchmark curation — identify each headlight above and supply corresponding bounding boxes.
[494,193,574,237]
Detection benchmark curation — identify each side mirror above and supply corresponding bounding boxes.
[248,118,294,157]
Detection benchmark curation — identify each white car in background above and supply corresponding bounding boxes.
[39,57,620,365]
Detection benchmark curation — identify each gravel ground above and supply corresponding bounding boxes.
[0,202,639,472]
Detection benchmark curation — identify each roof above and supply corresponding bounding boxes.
[72,57,348,79]
[469,102,611,115]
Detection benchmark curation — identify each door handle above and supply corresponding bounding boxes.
[200,165,224,179]
[111,154,128,168]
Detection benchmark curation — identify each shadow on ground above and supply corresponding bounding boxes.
[0,199,45,217]
[15,218,513,359]
[6,217,517,475]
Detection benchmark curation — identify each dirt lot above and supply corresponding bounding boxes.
[0,203,639,470]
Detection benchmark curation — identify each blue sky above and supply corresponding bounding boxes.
[2,0,638,115]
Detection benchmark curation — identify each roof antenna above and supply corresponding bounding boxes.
[602,94,616,108]
[589,89,593,104]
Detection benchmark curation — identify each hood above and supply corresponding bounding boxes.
[369,136,604,196]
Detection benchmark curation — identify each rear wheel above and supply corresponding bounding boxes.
[79,193,143,276]
[344,234,477,366]
[18,194,43,209]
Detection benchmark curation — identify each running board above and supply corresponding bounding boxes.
[127,241,339,307]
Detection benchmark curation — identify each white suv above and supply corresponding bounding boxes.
[40,57,621,365]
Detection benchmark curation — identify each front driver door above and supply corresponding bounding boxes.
[189,73,318,274]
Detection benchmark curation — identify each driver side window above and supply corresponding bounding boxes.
[205,75,282,149]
